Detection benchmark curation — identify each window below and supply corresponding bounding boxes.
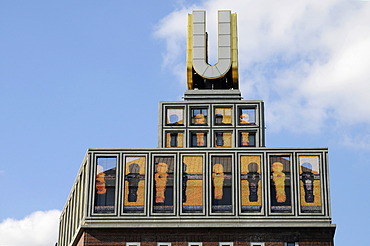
[285,243,298,246]
[188,243,202,246]
[166,108,184,125]
[239,108,256,125]
[94,157,117,213]
[214,107,232,125]
[270,155,292,213]
[153,157,174,213]
[191,108,208,125]
[127,243,140,246]
[240,156,262,213]
[190,131,207,147]
[157,243,171,246]
[239,131,256,147]
[123,157,146,213]
[250,243,264,246]
[182,156,203,213]
[211,156,233,213]
[214,131,233,147]
[219,243,233,246]
[166,132,184,148]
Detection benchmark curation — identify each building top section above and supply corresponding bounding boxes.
[187,10,238,90]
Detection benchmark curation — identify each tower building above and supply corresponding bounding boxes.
[57,10,335,246]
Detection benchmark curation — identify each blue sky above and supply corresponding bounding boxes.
[1,0,370,245]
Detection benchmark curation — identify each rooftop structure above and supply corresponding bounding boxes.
[58,10,335,246]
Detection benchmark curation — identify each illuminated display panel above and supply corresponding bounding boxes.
[190,131,207,147]
[215,132,232,147]
[211,156,232,213]
[94,157,117,213]
[239,131,256,147]
[191,108,208,125]
[123,157,146,213]
[270,155,292,213]
[166,108,184,125]
[299,155,322,213]
[240,156,262,212]
[182,156,203,213]
[214,107,232,125]
[238,108,256,125]
[166,132,184,148]
[153,156,174,213]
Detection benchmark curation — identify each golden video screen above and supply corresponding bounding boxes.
[214,107,232,125]
[211,156,232,213]
[299,156,322,213]
[153,156,174,213]
[240,156,262,212]
[123,157,146,213]
[270,156,292,213]
[182,156,203,213]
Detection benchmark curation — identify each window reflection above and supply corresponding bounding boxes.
[190,132,207,147]
[239,108,256,125]
[299,156,322,213]
[182,156,203,213]
[166,108,184,125]
[153,157,174,213]
[94,157,116,213]
[191,108,208,125]
[214,107,232,125]
[123,157,146,213]
[211,156,232,213]
[215,132,232,147]
[240,156,262,213]
[239,132,256,147]
[270,156,292,213]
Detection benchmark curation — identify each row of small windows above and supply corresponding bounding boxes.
[165,106,257,126]
[166,131,256,148]
[93,155,324,215]
[127,242,298,246]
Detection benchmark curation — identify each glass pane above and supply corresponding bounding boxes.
[299,156,322,213]
[240,156,262,212]
[123,157,146,213]
[270,156,292,213]
[166,132,184,148]
[153,157,174,213]
[239,108,256,125]
[94,157,116,213]
[215,132,232,147]
[166,108,184,125]
[182,156,203,213]
[239,132,256,147]
[211,156,232,213]
[214,107,232,125]
[190,132,207,147]
[191,108,208,125]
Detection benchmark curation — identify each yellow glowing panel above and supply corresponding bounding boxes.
[123,157,146,210]
[299,156,322,211]
[166,132,184,148]
[215,108,232,124]
[182,156,203,211]
[240,156,262,208]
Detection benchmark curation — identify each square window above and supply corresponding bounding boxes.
[239,108,256,125]
[215,131,233,147]
[191,108,208,125]
[166,108,184,125]
[166,132,184,148]
[214,107,232,125]
[190,132,207,147]
[285,243,298,246]
[239,131,256,147]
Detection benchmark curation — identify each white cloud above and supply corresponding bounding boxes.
[155,0,370,145]
[0,210,60,246]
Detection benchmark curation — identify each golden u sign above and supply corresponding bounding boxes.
[187,10,239,90]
